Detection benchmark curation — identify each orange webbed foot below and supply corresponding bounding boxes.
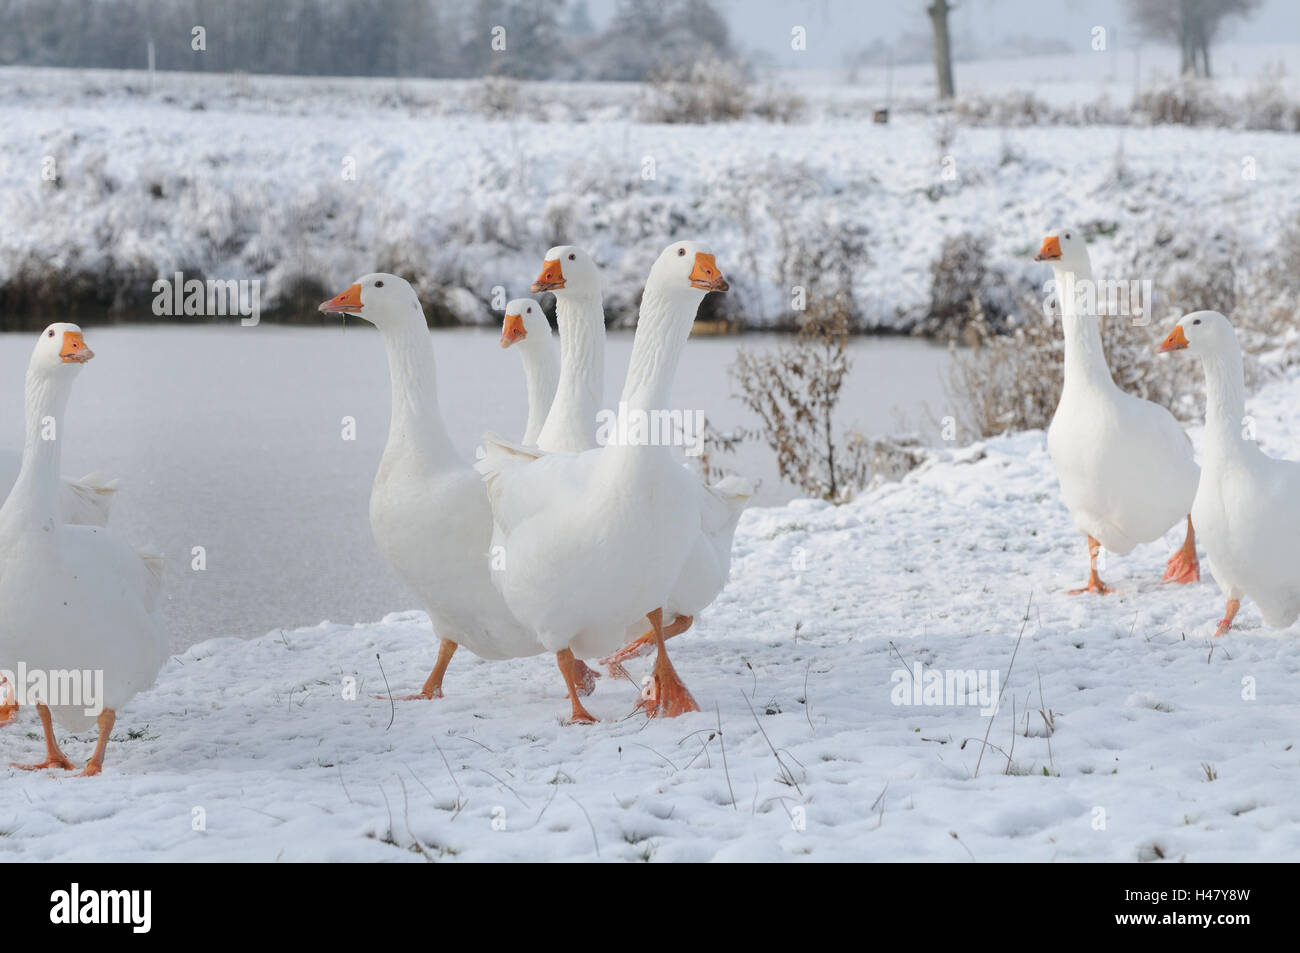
[644,667,700,719]
[373,689,443,701]
[572,660,600,697]
[1068,574,1114,595]
[12,755,75,772]
[566,706,598,726]
[600,632,656,676]
[1162,549,1200,585]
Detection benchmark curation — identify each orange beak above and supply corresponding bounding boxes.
[319,283,363,314]
[501,312,526,348]
[1157,324,1189,353]
[1034,236,1061,262]
[60,331,93,364]
[531,259,565,294]
[689,253,728,292]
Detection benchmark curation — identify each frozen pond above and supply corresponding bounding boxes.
[0,324,951,648]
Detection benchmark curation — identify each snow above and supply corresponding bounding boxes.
[2,54,1299,330]
[5,371,1299,862]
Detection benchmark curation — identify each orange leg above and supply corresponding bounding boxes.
[1163,515,1200,584]
[376,639,458,700]
[10,703,75,772]
[78,709,116,777]
[0,677,16,728]
[571,658,600,697]
[1068,536,1113,595]
[557,649,597,725]
[1214,598,1241,638]
[602,614,693,677]
[641,608,700,719]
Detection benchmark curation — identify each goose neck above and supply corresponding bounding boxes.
[1199,343,1251,462]
[619,285,695,413]
[520,340,559,445]
[2,372,72,527]
[379,316,457,466]
[1054,263,1115,392]
[539,291,605,450]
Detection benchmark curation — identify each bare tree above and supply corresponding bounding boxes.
[1129,0,1262,78]
[927,0,956,99]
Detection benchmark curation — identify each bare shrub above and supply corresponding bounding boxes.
[640,58,749,123]
[468,75,524,118]
[1132,76,1228,126]
[1241,78,1300,132]
[945,295,1062,439]
[751,85,809,123]
[919,232,1014,336]
[843,432,929,484]
[731,293,864,502]
[953,90,1053,127]
[695,418,754,484]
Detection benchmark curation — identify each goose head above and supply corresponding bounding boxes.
[646,240,729,301]
[1034,227,1089,272]
[318,273,424,328]
[30,323,94,379]
[531,245,602,299]
[1158,310,1234,355]
[500,297,550,349]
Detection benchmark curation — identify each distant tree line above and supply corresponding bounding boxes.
[1129,0,1262,79]
[0,0,734,80]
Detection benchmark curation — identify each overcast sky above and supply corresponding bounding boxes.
[588,0,1300,67]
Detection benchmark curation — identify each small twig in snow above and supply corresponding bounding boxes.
[375,653,395,731]
[567,794,599,858]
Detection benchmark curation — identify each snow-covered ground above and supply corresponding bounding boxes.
[5,369,1298,862]
[2,48,1299,330]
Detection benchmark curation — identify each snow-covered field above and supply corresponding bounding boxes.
[2,48,1299,330]
[5,369,1298,862]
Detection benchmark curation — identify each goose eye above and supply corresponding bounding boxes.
[47,330,54,337]
[677,248,685,256]
[1193,318,1202,325]
[568,253,575,261]
[374,280,384,288]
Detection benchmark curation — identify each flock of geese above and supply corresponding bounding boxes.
[0,230,1297,776]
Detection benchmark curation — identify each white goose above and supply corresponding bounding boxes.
[478,241,729,722]
[1036,228,1200,593]
[529,246,606,453]
[318,276,545,700]
[509,247,751,699]
[0,451,116,527]
[0,324,166,775]
[499,297,558,446]
[1158,311,1300,637]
